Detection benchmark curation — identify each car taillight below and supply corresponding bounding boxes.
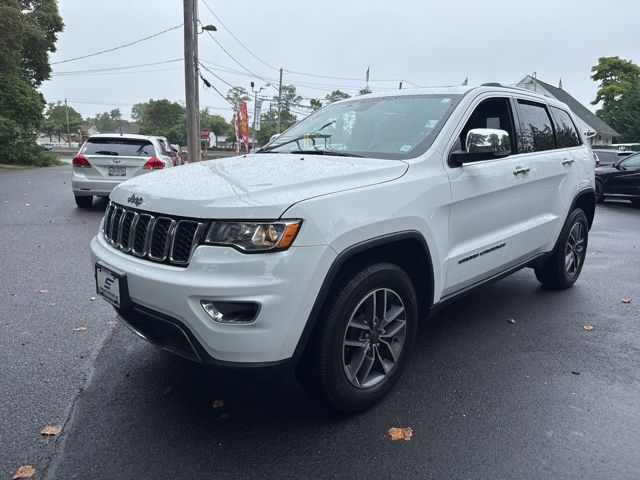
[72,154,90,168]
[143,156,165,169]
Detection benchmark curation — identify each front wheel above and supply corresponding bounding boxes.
[595,179,605,203]
[534,209,589,289]
[299,262,418,413]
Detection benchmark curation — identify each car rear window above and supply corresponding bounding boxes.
[82,138,156,156]
[594,151,618,165]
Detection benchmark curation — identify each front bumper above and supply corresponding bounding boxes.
[90,233,335,365]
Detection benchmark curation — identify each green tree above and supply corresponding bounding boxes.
[42,101,82,141]
[0,0,63,165]
[225,86,250,109]
[608,80,640,142]
[200,108,229,145]
[358,86,372,95]
[591,56,640,122]
[325,90,351,103]
[86,108,129,133]
[132,99,187,144]
[310,99,322,111]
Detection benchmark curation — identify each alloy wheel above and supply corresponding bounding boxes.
[342,288,407,389]
[565,222,586,277]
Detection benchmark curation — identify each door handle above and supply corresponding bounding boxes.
[562,158,575,165]
[513,166,530,175]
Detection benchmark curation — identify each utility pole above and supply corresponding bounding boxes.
[183,0,201,162]
[64,98,71,147]
[276,67,283,134]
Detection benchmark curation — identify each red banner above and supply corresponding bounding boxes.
[239,102,249,153]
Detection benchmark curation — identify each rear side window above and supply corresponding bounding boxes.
[82,138,156,156]
[516,101,556,153]
[550,107,581,147]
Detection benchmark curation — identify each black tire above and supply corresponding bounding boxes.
[75,195,93,208]
[299,262,418,413]
[534,209,589,289]
[595,179,605,203]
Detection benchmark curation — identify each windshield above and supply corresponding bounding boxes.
[82,138,156,157]
[261,94,462,160]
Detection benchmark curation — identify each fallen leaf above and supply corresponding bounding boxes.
[38,289,48,294]
[571,370,581,375]
[73,325,87,332]
[212,399,224,409]
[583,325,594,331]
[507,317,516,324]
[622,297,632,304]
[163,386,172,396]
[13,465,36,479]
[41,425,62,436]
[388,427,413,441]
[89,296,96,301]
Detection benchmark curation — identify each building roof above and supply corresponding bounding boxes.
[518,76,618,136]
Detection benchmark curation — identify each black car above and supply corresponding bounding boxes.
[595,152,640,206]
[592,148,632,167]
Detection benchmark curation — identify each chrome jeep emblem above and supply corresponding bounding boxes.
[127,194,143,206]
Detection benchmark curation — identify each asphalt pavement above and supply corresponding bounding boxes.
[1,165,639,480]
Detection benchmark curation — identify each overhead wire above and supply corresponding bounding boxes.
[51,24,183,65]
[53,59,182,75]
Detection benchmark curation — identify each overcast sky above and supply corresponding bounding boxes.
[41,0,640,122]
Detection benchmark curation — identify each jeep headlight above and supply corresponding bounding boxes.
[204,220,302,252]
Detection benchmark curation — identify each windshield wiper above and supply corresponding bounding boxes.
[94,150,119,156]
[289,149,363,158]
[259,133,332,153]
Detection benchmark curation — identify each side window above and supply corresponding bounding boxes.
[550,107,582,148]
[516,101,556,153]
[458,97,516,152]
[621,153,640,168]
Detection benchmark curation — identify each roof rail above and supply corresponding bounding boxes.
[481,82,502,87]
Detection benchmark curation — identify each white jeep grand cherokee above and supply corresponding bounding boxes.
[91,85,595,412]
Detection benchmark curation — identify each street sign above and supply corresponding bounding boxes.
[200,128,210,139]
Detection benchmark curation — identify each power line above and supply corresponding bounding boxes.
[53,59,182,75]
[51,24,183,65]
[200,0,278,71]
[51,68,183,78]
[198,62,235,88]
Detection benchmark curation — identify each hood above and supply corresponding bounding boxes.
[110,153,408,218]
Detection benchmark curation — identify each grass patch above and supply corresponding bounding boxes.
[0,163,35,170]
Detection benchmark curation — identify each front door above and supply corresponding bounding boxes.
[443,96,538,297]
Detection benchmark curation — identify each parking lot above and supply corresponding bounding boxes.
[1,164,639,480]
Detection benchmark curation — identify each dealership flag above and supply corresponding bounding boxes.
[365,67,370,83]
[254,99,263,131]
[461,77,468,86]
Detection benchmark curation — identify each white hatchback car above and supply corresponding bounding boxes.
[72,134,175,207]
[91,85,595,412]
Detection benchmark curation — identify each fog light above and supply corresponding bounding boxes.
[200,300,259,324]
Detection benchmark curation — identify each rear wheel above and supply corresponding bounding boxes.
[299,262,418,413]
[74,195,93,208]
[534,209,588,289]
[595,179,605,203]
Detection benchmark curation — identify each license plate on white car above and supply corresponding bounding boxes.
[95,263,128,308]
[108,166,126,176]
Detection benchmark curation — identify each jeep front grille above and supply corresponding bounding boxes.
[103,202,205,266]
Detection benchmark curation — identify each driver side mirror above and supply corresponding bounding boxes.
[450,128,512,166]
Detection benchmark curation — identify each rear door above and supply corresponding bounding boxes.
[509,100,577,252]
[81,137,156,181]
[443,96,537,296]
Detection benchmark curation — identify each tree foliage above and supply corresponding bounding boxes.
[225,86,250,109]
[325,90,351,104]
[358,86,372,95]
[254,85,302,145]
[132,99,186,144]
[0,0,63,164]
[85,109,131,133]
[43,101,82,141]
[200,108,229,144]
[591,56,640,142]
